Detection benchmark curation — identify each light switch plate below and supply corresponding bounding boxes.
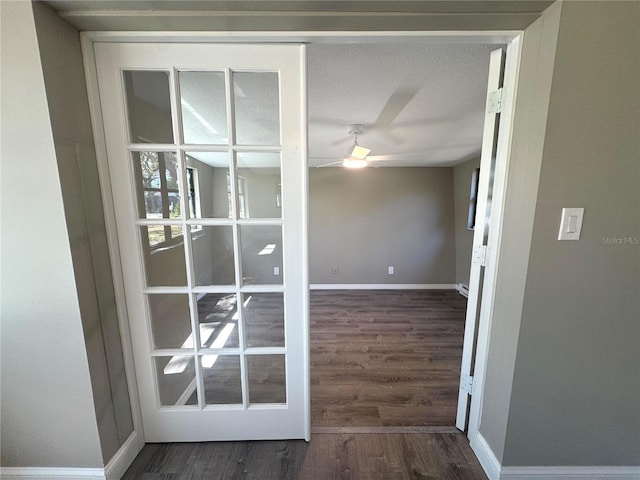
[558,208,584,240]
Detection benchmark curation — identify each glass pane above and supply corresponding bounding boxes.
[124,70,174,144]
[140,225,187,286]
[233,72,280,145]
[197,293,239,349]
[240,225,283,285]
[248,355,286,404]
[191,226,235,286]
[237,152,282,219]
[185,152,231,218]
[179,71,228,145]
[202,355,242,405]
[148,294,192,350]
[244,293,284,348]
[155,356,197,406]
[132,151,181,219]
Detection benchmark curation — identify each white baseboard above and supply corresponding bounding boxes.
[471,432,501,480]
[105,431,142,480]
[469,432,640,480]
[1,431,143,480]
[0,467,105,479]
[456,283,469,297]
[309,283,457,290]
[500,466,640,479]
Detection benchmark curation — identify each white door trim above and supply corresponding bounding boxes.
[82,35,147,451]
[299,45,311,441]
[466,33,523,442]
[81,28,523,473]
[456,46,506,431]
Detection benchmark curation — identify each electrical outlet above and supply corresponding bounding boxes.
[332,266,339,274]
[273,266,280,276]
[388,266,394,275]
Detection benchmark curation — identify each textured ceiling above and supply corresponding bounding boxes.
[123,42,498,167]
[307,42,498,167]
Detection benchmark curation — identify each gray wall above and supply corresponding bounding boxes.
[8,0,638,472]
[32,2,135,463]
[309,167,456,285]
[502,1,640,466]
[453,157,480,287]
[0,0,103,468]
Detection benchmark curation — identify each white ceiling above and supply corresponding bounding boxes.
[307,42,499,167]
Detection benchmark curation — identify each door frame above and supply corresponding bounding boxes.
[81,28,523,457]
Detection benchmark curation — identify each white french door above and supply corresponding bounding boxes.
[94,43,308,442]
[456,48,506,431]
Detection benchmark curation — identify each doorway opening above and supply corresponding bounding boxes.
[305,41,502,430]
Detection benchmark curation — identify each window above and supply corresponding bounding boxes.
[136,151,182,247]
[227,173,248,219]
[186,166,201,220]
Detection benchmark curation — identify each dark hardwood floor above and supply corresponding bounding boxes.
[311,290,467,427]
[122,433,487,479]
[122,290,477,479]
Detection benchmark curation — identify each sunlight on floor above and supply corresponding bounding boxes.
[163,295,251,374]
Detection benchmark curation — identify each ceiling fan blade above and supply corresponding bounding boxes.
[367,152,424,162]
[314,160,343,168]
[309,117,359,146]
[373,72,424,139]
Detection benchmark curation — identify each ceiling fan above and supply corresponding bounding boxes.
[314,124,425,169]
[316,124,374,169]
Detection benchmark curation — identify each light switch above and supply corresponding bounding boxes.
[558,208,584,240]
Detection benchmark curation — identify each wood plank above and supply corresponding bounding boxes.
[311,290,466,427]
[123,434,487,479]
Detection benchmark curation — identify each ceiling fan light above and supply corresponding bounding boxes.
[343,157,368,169]
[349,144,372,160]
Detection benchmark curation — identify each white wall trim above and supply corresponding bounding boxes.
[0,431,142,480]
[0,468,106,480]
[81,33,145,446]
[104,431,142,480]
[456,283,469,297]
[309,283,457,290]
[470,432,502,480]
[500,466,640,479]
[81,31,519,46]
[469,432,640,480]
